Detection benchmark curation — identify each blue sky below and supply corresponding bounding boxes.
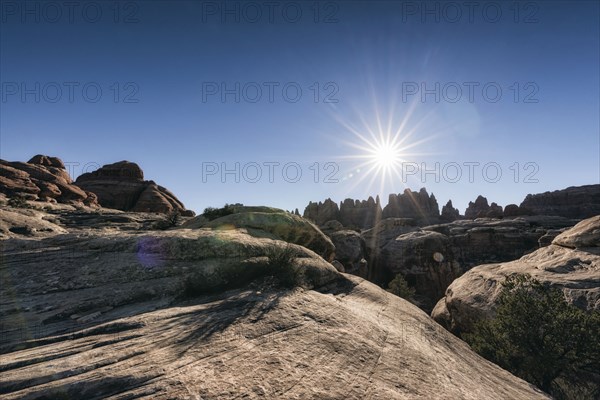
[1,1,598,214]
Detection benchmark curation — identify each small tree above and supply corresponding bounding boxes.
[387,273,415,300]
[464,274,600,398]
[166,209,181,227]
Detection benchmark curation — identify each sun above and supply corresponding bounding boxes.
[373,142,401,169]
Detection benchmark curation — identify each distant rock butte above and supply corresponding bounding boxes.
[382,188,440,223]
[304,184,600,230]
[76,160,194,216]
[464,195,503,219]
[304,188,440,229]
[0,155,99,206]
[441,200,460,222]
[520,184,600,219]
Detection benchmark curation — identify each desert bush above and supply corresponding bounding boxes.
[387,273,416,300]
[202,204,237,221]
[152,210,182,230]
[166,210,181,226]
[264,244,299,288]
[182,263,253,298]
[181,243,301,298]
[464,274,600,399]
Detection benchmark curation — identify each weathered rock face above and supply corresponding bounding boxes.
[181,208,335,262]
[338,196,382,229]
[0,155,98,206]
[380,231,462,310]
[303,198,339,226]
[303,197,382,230]
[382,188,440,224]
[329,230,368,277]
[441,199,460,222]
[428,218,541,269]
[0,208,549,398]
[432,215,600,335]
[361,216,579,312]
[520,184,600,219]
[361,218,420,267]
[27,154,66,169]
[504,203,534,217]
[76,161,194,216]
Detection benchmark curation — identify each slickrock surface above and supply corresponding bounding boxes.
[0,205,549,399]
[0,277,547,399]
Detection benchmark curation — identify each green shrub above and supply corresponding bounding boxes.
[181,263,258,298]
[464,274,600,399]
[264,244,299,288]
[152,210,182,230]
[386,274,416,300]
[166,209,181,226]
[181,243,302,299]
[202,204,237,221]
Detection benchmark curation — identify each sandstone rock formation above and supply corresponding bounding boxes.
[338,196,382,229]
[303,198,339,226]
[440,199,460,222]
[379,230,462,310]
[303,197,382,230]
[465,195,493,219]
[502,203,533,217]
[361,218,419,266]
[0,204,549,398]
[328,230,368,277]
[75,161,194,216]
[361,216,578,312]
[181,207,335,261]
[0,155,98,206]
[432,215,600,335]
[519,184,600,219]
[382,188,440,224]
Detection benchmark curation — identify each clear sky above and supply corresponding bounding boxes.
[1,0,599,214]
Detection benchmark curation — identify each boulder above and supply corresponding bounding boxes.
[361,218,419,264]
[552,215,600,249]
[75,161,194,216]
[329,230,368,277]
[319,219,344,235]
[181,209,335,261]
[28,154,66,169]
